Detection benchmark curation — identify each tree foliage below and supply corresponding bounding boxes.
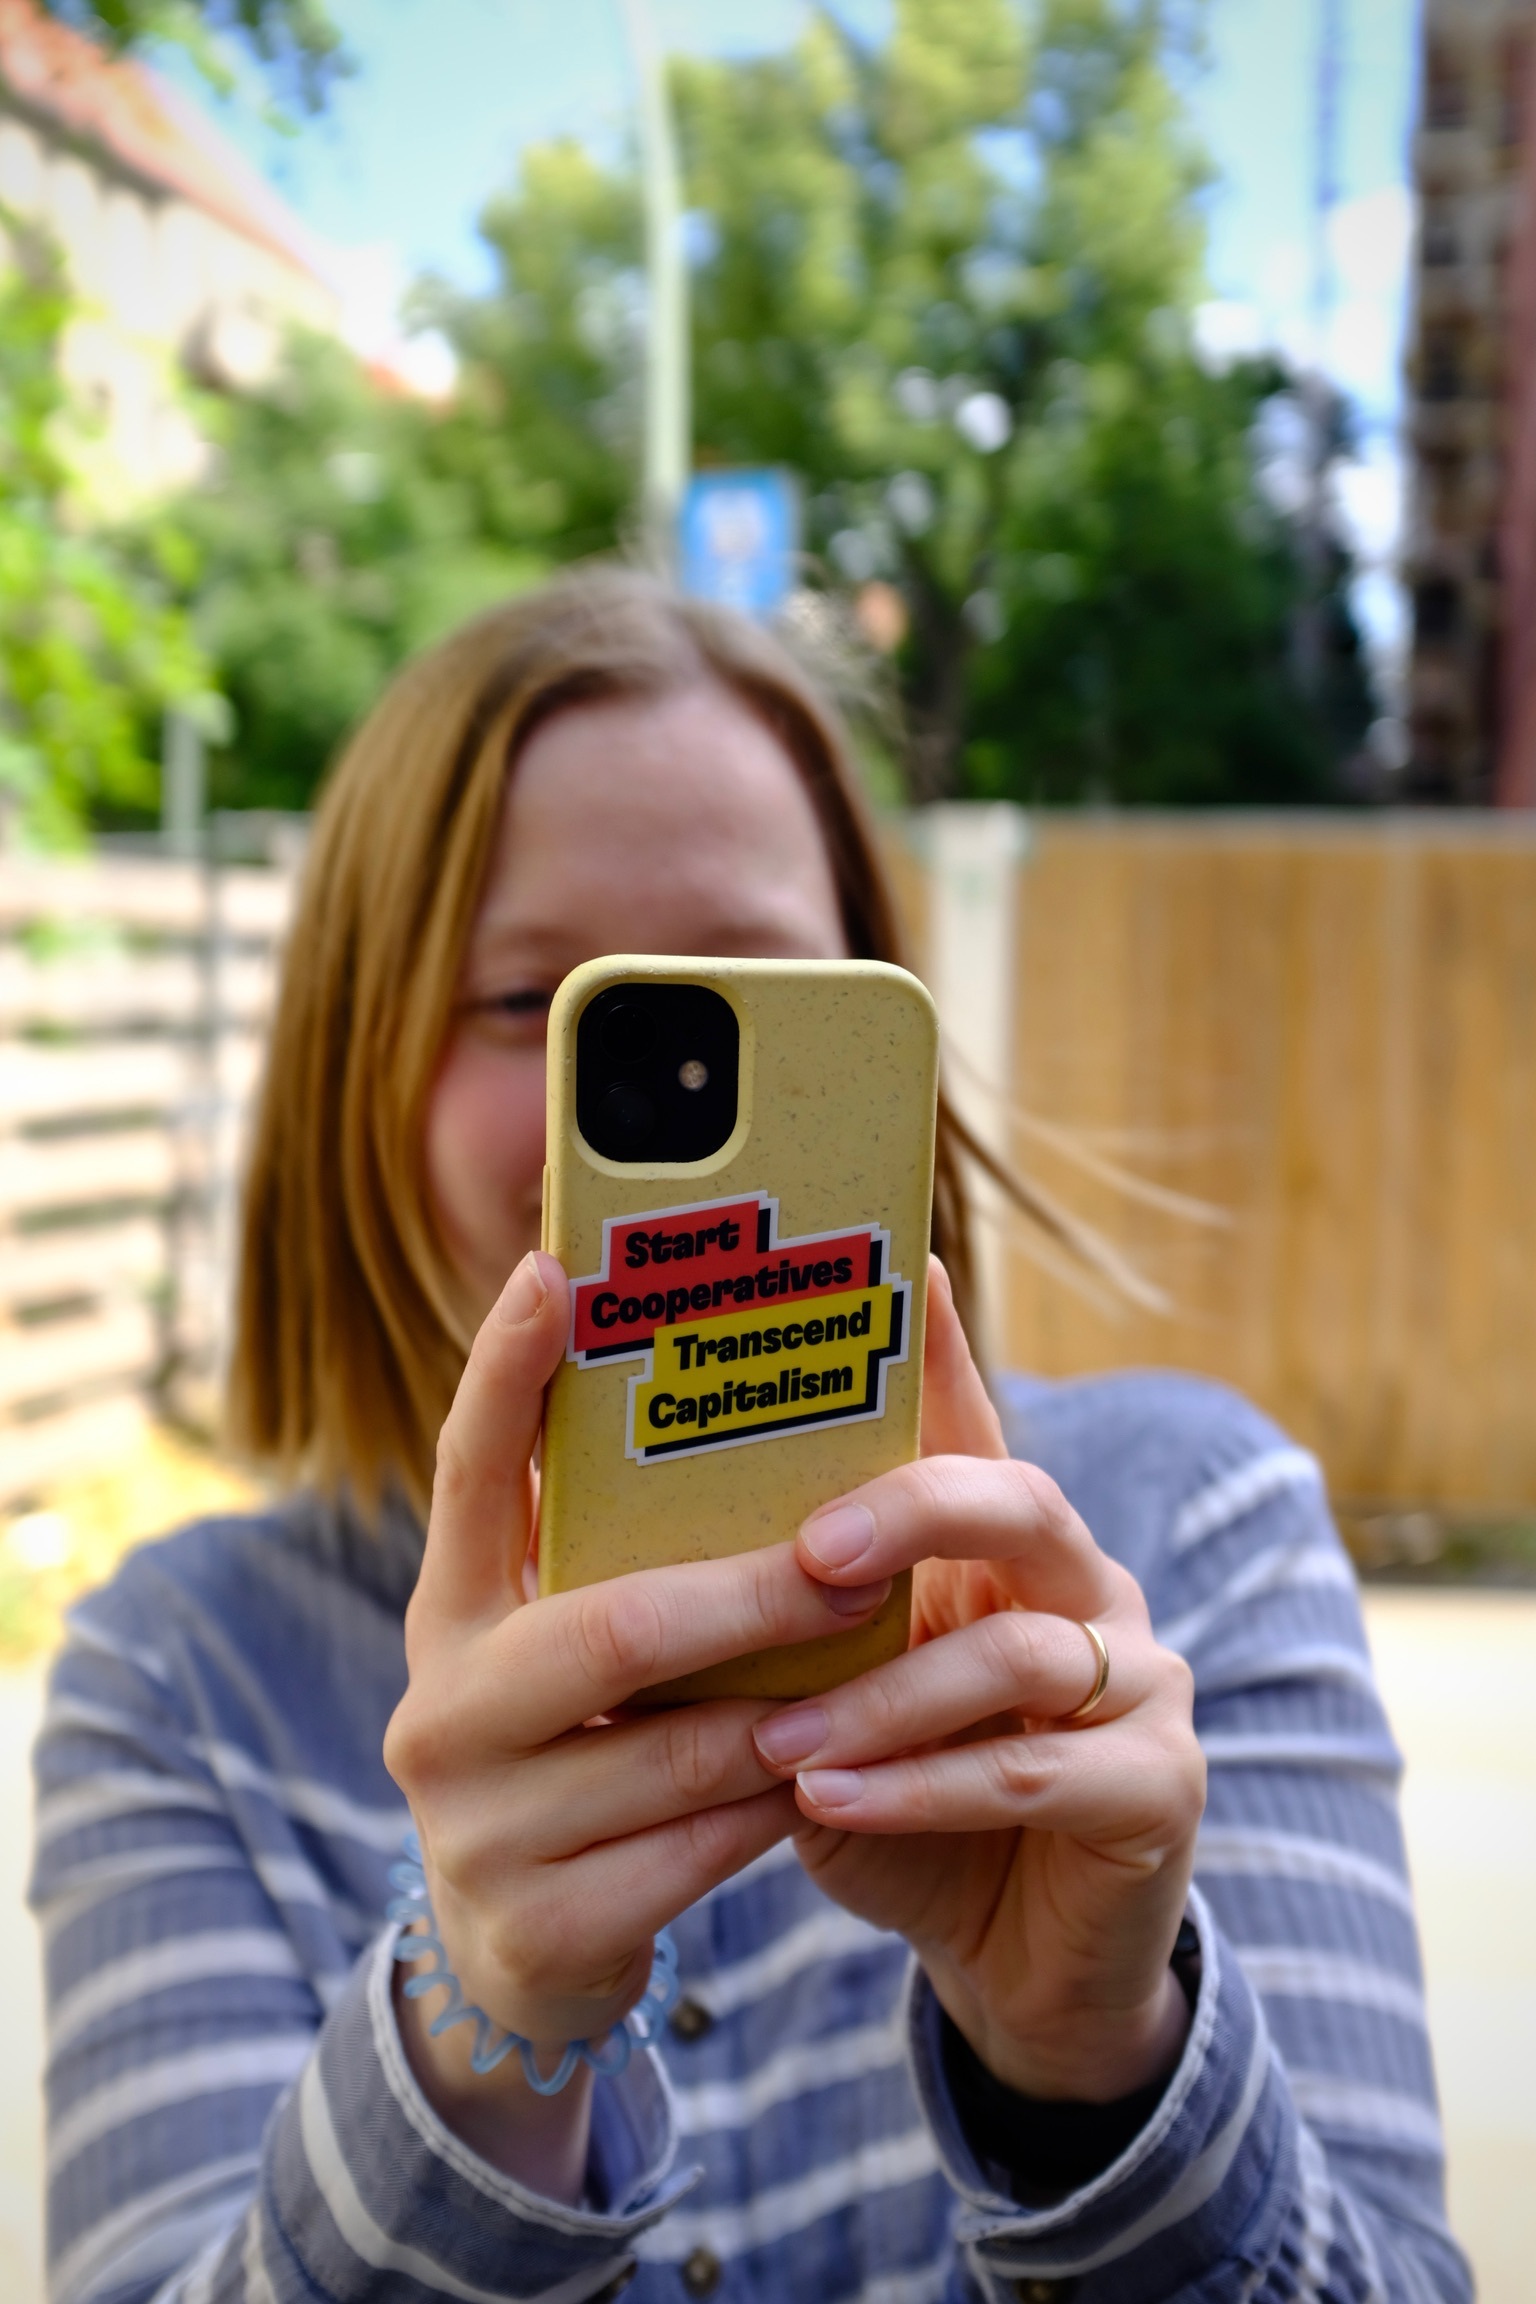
[161,334,543,812]
[424,0,1370,804]
[167,144,641,813]
[964,354,1368,803]
[433,144,643,567]
[36,0,348,115]
[157,0,1370,812]
[0,227,211,844]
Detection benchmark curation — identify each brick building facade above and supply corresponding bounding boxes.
[1406,0,1536,802]
[1496,21,1536,799]
[0,0,336,509]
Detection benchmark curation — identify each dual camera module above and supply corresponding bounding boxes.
[576,982,740,1164]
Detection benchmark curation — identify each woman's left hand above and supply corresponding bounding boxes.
[752,1259,1207,2104]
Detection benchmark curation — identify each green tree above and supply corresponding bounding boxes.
[37,0,347,114]
[964,355,1369,803]
[0,6,350,838]
[161,331,544,811]
[164,143,644,812]
[429,143,643,567]
[428,0,1369,803]
[678,0,1367,798]
[0,225,211,844]
[147,0,1369,811]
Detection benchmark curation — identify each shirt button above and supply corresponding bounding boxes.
[588,2263,636,2301]
[1013,2281,1075,2303]
[669,1996,714,2042]
[681,2244,723,2295]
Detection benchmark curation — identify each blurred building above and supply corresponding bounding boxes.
[1406,0,1536,803]
[0,0,336,507]
[1500,17,1536,800]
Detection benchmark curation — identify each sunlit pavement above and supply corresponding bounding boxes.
[0,1594,1531,2303]
[1364,1591,1536,2304]
[0,1662,46,2304]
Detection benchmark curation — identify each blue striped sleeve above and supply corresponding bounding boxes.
[180,1935,692,2304]
[911,1884,1298,2299]
[29,1581,691,2304]
[949,1383,1473,2304]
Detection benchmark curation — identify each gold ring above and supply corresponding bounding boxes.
[1063,1620,1110,1721]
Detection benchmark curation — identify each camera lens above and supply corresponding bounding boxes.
[576,981,738,1162]
[600,1082,656,1148]
[602,1002,659,1067]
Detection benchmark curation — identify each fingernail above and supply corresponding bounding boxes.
[754,1705,828,1766]
[802,1503,875,1569]
[798,1768,865,1809]
[820,1576,890,1618]
[499,1251,550,1326]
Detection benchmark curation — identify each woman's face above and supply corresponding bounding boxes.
[426,682,850,1321]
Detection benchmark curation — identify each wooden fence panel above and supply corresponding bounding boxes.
[0,857,208,930]
[2,816,1532,1517]
[995,818,1536,1512]
[0,855,293,1508]
[0,949,275,1031]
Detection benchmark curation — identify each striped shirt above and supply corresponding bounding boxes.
[29,1370,1472,2304]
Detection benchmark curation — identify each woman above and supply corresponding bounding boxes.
[32,572,1467,2304]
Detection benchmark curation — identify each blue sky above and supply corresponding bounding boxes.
[167,0,1419,671]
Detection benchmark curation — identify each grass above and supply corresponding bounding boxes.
[0,1426,265,1662]
[1340,1507,1536,1588]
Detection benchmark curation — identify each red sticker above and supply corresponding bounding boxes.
[569,1192,888,1366]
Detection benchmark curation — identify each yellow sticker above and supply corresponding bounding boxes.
[630,1283,905,1462]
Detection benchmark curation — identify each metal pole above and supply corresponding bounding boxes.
[619,0,689,567]
[926,804,1030,1370]
[1297,0,1345,698]
[161,707,205,858]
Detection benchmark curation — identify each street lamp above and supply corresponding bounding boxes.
[618,0,689,567]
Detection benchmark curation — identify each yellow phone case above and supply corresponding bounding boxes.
[539,955,938,1702]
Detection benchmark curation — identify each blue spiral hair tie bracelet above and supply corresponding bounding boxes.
[387,1830,681,2095]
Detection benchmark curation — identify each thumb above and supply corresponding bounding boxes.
[920,1255,1007,1462]
[414,1249,568,1627]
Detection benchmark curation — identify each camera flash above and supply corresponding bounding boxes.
[678,1059,709,1091]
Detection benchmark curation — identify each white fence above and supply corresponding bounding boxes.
[0,854,293,1507]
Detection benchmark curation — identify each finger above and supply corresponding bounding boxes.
[507,1700,784,1858]
[507,1786,802,2036]
[793,1718,1199,1840]
[753,1613,1139,1775]
[415,1250,569,1624]
[464,1783,800,2044]
[564,1783,802,1952]
[795,1453,1125,1620]
[920,1257,1007,1461]
[496,1545,894,1738]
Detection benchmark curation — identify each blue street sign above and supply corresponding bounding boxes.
[678,468,800,619]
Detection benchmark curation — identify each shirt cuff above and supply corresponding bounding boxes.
[907,1885,1298,2302]
[262,1926,701,2302]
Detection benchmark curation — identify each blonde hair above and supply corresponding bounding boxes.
[227,567,988,1518]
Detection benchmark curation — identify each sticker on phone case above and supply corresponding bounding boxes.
[567,1191,910,1463]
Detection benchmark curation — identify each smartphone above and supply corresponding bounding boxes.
[538,955,939,1702]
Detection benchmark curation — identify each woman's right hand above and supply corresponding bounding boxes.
[382,1248,892,2194]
